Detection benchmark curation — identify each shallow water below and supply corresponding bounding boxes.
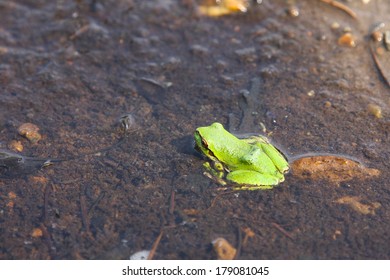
[0,0,389,259]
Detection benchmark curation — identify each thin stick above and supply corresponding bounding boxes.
[370,44,390,87]
[234,226,242,260]
[88,191,106,215]
[207,190,235,210]
[41,183,57,258]
[169,190,175,214]
[147,230,164,260]
[70,24,90,40]
[43,183,52,223]
[40,223,57,257]
[320,0,357,19]
[271,222,294,240]
[79,185,90,234]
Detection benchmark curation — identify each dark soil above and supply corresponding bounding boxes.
[0,0,389,259]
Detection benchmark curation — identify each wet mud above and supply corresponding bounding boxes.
[0,0,390,259]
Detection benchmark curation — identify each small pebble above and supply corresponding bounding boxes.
[371,30,383,42]
[307,90,315,97]
[324,101,332,108]
[189,44,209,56]
[367,103,382,118]
[8,191,17,199]
[235,47,257,62]
[212,237,237,260]
[384,31,390,51]
[287,6,299,17]
[332,229,342,240]
[331,22,340,30]
[31,228,43,238]
[343,26,352,32]
[220,0,249,12]
[129,250,150,260]
[8,140,23,152]
[338,33,356,47]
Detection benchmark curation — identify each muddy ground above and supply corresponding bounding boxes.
[0,0,389,259]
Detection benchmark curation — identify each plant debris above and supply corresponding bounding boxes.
[17,123,42,144]
[335,196,381,215]
[291,155,380,185]
[198,0,249,17]
[370,22,390,87]
[212,237,237,260]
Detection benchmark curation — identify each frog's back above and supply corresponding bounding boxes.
[209,131,254,168]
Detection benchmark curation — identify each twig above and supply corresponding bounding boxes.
[147,230,164,260]
[79,185,90,234]
[140,77,166,89]
[271,222,294,240]
[169,189,175,214]
[88,191,106,215]
[234,226,242,260]
[207,190,236,210]
[43,183,52,223]
[370,44,390,87]
[168,189,176,227]
[70,24,90,40]
[42,183,56,258]
[40,223,57,258]
[242,227,255,247]
[320,0,357,19]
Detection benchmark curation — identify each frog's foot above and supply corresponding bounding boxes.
[202,161,227,184]
[203,171,227,186]
[226,170,283,187]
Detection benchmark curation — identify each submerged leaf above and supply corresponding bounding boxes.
[291,155,380,185]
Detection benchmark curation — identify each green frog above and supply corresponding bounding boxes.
[194,122,289,190]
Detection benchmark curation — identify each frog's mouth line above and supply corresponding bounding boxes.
[194,142,216,158]
[194,132,217,160]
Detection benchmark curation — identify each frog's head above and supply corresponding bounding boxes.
[194,123,224,160]
[194,129,212,159]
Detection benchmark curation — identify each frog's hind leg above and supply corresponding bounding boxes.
[231,185,274,191]
[226,170,281,190]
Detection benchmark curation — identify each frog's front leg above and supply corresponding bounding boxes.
[226,170,281,190]
[202,162,227,185]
